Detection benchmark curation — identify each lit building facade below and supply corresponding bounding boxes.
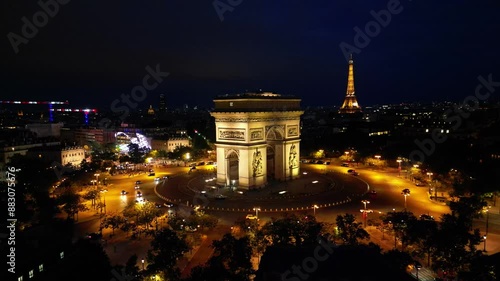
[211,92,303,189]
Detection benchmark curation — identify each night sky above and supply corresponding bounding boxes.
[3,0,500,109]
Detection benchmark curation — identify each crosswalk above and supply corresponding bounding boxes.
[409,267,435,281]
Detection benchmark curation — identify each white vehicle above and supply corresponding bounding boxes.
[246,214,258,220]
[154,177,160,182]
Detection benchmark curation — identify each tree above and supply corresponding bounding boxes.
[407,216,438,267]
[128,143,147,164]
[261,213,323,247]
[101,214,125,235]
[125,254,140,278]
[432,213,482,276]
[384,211,417,251]
[449,195,487,230]
[384,249,415,272]
[188,234,254,281]
[335,213,369,245]
[147,228,188,280]
[58,187,88,220]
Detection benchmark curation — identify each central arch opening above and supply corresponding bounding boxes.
[227,151,239,187]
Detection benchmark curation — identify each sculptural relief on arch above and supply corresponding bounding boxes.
[210,92,303,190]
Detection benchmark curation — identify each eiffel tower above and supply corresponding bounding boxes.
[339,54,362,114]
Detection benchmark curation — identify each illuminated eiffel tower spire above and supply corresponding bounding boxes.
[339,54,362,114]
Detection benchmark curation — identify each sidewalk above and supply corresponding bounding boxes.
[365,226,437,281]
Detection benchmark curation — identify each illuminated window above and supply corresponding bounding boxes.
[229,102,233,107]
[18,277,23,281]
[29,270,34,278]
[425,129,429,133]
[60,251,64,259]
[39,264,44,272]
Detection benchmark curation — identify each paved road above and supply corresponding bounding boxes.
[69,160,499,276]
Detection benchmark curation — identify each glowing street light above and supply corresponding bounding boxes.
[313,204,319,216]
[483,205,491,251]
[100,189,108,213]
[427,172,433,194]
[402,188,411,210]
[94,173,100,188]
[483,235,487,252]
[361,200,370,227]
[253,207,261,219]
[141,258,145,270]
[396,159,402,176]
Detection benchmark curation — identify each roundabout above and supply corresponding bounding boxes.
[154,164,370,213]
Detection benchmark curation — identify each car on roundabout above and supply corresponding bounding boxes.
[121,190,128,195]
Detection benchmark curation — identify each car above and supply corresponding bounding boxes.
[245,214,258,220]
[136,191,142,197]
[351,172,359,176]
[215,194,227,200]
[154,177,160,182]
[190,166,197,170]
[341,163,349,167]
[369,190,377,195]
[162,175,170,180]
[121,190,128,195]
[155,202,163,208]
[134,185,140,189]
[164,202,174,208]
[135,180,142,185]
[197,162,205,166]
[415,181,426,186]
[419,214,434,221]
[347,169,356,174]
[85,232,102,240]
[148,172,155,176]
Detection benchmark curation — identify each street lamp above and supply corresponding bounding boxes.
[253,207,260,220]
[396,159,402,177]
[415,262,422,280]
[100,189,108,214]
[483,206,491,250]
[94,173,100,188]
[483,235,487,252]
[361,200,370,227]
[142,258,145,270]
[401,189,410,210]
[313,205,319,216]
[426,172,433,195]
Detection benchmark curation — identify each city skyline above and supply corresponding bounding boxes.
[3,1,500,109]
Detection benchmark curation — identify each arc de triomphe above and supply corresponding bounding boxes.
[210,92,303,190]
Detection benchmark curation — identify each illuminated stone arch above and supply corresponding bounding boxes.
[210,92,303,189]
